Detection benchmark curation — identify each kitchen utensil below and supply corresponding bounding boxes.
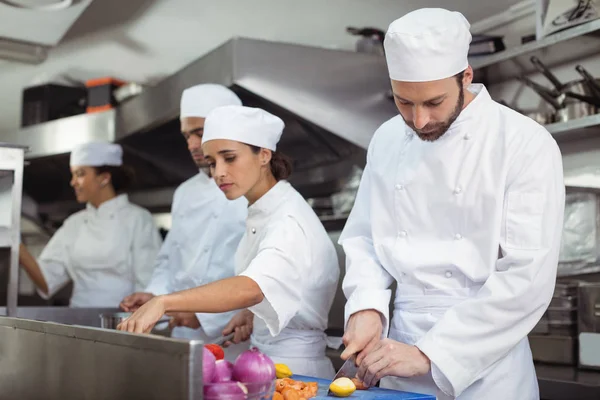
[525,57,600,121]
[212,333,235,345]
[576,65,600,98]
[99,312,170,331]
[327,355,359,396]
[498,98,554,125]
[518,75,596,122]
[517,76,562,110]
[531,56,566,92]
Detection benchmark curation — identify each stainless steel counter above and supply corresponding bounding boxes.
[0,306,120,326]
[0,316,203,400]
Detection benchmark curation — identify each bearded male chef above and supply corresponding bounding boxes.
[339,8,565,400]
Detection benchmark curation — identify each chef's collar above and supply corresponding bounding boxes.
[247,180,290,219]
[405,83,491,138]
[86,194,129,217]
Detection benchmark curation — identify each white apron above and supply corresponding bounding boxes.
[381,288,538,399]
[252,319,335,379]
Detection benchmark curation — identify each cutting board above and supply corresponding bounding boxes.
[291,375,435,400]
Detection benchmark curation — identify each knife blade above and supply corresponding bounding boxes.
[211,333,235,346]
[327,354,359,396]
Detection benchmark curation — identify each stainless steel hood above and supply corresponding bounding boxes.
[3,37,397,221]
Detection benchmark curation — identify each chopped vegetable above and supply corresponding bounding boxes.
[204,343,225,360]
[273,378,318,399]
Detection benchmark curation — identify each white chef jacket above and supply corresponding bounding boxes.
[38,194,162,308]
[236,180,339,379]
[340,84,565,399]
[144,171,247,343]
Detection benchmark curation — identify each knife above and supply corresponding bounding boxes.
[327,354,359,396]
[211,333,235,346]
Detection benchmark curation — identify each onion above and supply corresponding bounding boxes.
[204,381,248,400]
[203,347,216,384]
[233,348,275,395]
[213,359,234,382]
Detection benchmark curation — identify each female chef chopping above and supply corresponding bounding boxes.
[118,105,340,378]
[19,141,162,307]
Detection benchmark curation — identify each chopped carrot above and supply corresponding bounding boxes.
[282,387,302,400]
[351,377,369,390]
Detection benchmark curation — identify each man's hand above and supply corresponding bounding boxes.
[222,309,254,347]
[167,312,201,330]
[341,309,384,365]
[120,292,155,312]
[357,338,431,387]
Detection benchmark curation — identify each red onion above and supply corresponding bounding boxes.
[204,381,248,400]
[213,359,234,382]
[232,348,275,395]
[203,347,216,384]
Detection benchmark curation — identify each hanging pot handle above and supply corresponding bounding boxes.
[575,65,600,98]
[530,56,564,92]
[518,76,562,110]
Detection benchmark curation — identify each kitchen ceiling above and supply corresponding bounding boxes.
[0,0,523,134]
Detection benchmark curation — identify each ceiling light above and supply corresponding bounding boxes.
[0,37,47,64]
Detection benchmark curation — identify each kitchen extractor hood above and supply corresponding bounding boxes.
[2,37,398,222]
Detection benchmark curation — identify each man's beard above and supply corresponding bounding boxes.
[405,86,465,142]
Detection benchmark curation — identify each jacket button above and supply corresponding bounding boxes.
[454,233,462,240]
[453,186,462,195]
[398,230,407,238]
[445,271,453,278]
[251,228,256,234]
[395,184,404,191]
[464,134,471,140]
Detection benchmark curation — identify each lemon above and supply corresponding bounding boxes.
[275,363,293,379]
[329,377,356,397]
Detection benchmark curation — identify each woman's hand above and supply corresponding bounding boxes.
[117,296,167,334]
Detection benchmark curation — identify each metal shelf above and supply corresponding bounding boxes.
[545,114,600,141]
[471,19,600,85]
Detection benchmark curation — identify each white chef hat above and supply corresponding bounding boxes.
[384,8,472,82]
[70,141,123,167]
[180,83,242,118]
[202,105,284,151]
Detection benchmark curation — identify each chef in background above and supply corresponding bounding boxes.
[19,141,162,307]
[120,84,248,358]
[339,8,565,400]
[118,105,339,379]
